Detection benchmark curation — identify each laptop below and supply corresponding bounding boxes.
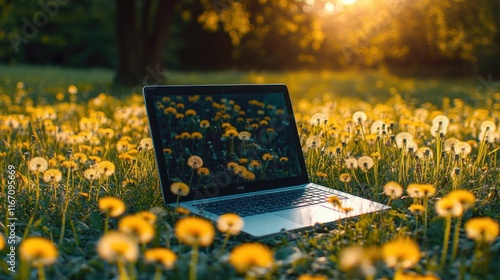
[143,84,389,237]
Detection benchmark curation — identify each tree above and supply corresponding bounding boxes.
[114,0,177,86]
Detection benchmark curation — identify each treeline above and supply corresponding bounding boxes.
[1,0,499,75]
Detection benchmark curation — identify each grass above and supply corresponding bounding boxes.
[0,64,499,280]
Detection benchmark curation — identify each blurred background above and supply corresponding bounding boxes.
[1,0,499,87]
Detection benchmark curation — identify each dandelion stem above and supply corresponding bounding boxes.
[451,216,462,262]
[189,242,200,280]
[37,264,46,280]
[440,214,452,269]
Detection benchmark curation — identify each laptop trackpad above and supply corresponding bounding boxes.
[274,205,342,225]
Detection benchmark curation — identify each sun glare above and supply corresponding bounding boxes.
[324,2,335,13]
[341,0,357,5]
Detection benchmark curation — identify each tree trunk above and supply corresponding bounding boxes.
[114,0,177,87]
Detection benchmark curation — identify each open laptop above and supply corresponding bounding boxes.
[143,84,389,237]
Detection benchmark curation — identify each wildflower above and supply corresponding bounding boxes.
[339,173,352,183]
[370,120,387,135]
[465,217,499,243]
[249,160,261,168]
[138,138,153,151]
[97,231,138,263]
[419,184,436,197]
[298,274,328,280]
[119,215,155,244]
[217,213,244,235]
[185,109,197,116]
[175,217,215,247]
[187,155,203,169]
[358,156,374,171]
[407,184,424,199]
[144,248,177,269]
[29,157,48,172]
[305,136,322,148]
[448,190,475,211]
[83,168,100,180]
[97,161,116,177]
[200,120,210,128]
[382,237,421,269]
[262,153,273,161]
[395,132,413,148]
[99,197,126,217]
[408,204,425,214]
[416,147,433,160]
[339,246,364,271]
[225,129,238,138]
[73,152,88,163]
[42,169,63,183]
[229,243,274,274]
[352,111,367,125]
[197,167,210,176]
[432,115,450,128]
[327,196,343,208]
[68,85,78,94]
[0,234,4,250]
[175,207,190,215]
[383,181,403,199]
[279,157,289,162]
[242,171,256,180]
[345,158,358,169]
[435,196,463,217]
[316,171,327,178]
[189,132,202,140]
[238,131,252,141]
[137,211,157,225]
[455,141,472,156]
[310,113,328,126]
[444,138,460,153]
[170,182,190,196]
[480,120,496,132]
[19,237,58,267]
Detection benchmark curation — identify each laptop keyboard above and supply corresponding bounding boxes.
[192,187,348,217]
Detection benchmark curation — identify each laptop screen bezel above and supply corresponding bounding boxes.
[143,84,310,204]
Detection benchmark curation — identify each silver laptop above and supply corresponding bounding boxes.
[143,84,389,237]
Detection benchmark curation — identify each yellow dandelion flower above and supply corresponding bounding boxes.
[187,155,203,169]
[175,217,215,247]
[29,157,48,172]
[19,237,58,266]
[119,215,155,244]
[298,274,328,280]
[144,248,177,270]
[200,120,210,128]
[228,162,239,169]
[249,160,261,168]
[179,132,191,139]
[327,196,343,208]
[42,169,63,183]
[382,237,421,269]
[448,190,475,211]
[279,157,288,162]
[419,184,436,197]
[89,155,102,163]
[239,158,249,164]
[242,170,255,180]
[170,182,190,196]
[384,181,403,199]
[217,213,244,235]
[61,160,78,170]
[465,217,499,243]
[99,197,126,217]
[175,206,191,215]
[99,128,115,139]
[408,204,425,215]
[339,173,352,183]
[316,171,327,178]
[225,129,238,138]
[229,243,274,274]
[97,160,116,177]
[191,132,203,140]
[262,153,273,161]
[435,196,463,217]
[137,211,157,225]
[197,167,210,176]
[73,152,88,162]
[185,109,197,116]
[97,231,138,263]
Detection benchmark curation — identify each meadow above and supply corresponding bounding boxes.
[0,65,499,280]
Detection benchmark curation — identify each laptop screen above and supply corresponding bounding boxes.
[144,84,309,203]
